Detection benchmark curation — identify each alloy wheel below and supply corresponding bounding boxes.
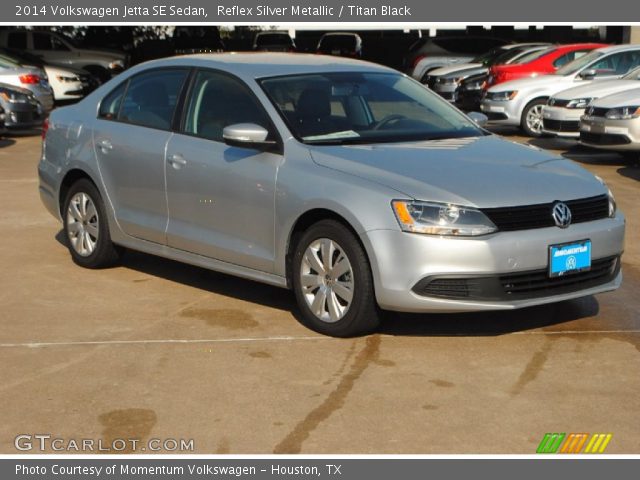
[66,192,99,257]
[299,238,354,323]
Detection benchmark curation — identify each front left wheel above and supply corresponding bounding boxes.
[291,220,380,337]
[62,179,121,268]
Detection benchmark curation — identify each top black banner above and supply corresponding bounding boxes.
[6,0,639,22]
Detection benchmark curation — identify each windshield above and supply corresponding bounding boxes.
[319,35,357,51]
[512,47,552,64]
[554,50,604,75]
[260,72,483,145]
[471,47,505,65]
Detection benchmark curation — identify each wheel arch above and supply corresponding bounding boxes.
[58,169,99,217]
[284,208,371,289]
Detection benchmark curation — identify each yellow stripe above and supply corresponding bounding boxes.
[598,434,612,453]
[590,434,605,453]
[584,434,598,453]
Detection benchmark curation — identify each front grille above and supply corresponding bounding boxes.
[580,131,631,146]
[412,256,619,301]
[481,195,609,232]
[543,118,580,132]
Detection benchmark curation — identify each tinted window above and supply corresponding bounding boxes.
[98,82,127,120]
[587,51,640,76]
[183,70,271,142]
[318,35,357,52]
[33,33,52,50]
[118,69,188,130]
[256,33,293,47]
[553,50,590,68]
[7,32,27,49]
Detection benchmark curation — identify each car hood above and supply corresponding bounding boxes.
[429,63,483,76]
[489,74,572,92]
[554,79,640,101]
[591,86,640,108]
[307,135,604,208]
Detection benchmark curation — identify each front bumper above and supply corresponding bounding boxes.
[362,214,625,312]
[580,115,640,151]
[480,98,521,126]
[542,106,583,138]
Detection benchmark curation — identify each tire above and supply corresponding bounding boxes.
[62,179,121,268]
[520,98,547,137]
[291,220,380,337]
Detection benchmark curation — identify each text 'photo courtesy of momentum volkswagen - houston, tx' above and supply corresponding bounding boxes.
[38,53,625,337]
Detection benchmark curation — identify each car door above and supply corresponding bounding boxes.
[165,69,283,272]
[93,68,189,244]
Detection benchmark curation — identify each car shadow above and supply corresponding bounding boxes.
[55,230,598,337]
[0,137,16,148]
[617,165,640,181]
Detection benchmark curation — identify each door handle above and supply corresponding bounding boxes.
[167,153,187,169]
[97,139,112,153]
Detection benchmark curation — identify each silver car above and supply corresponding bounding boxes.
[39,54,625,337]
[580,87,640,154]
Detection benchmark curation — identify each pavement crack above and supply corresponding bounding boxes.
[273,335,380,453]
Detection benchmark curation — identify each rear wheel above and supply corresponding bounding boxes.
[62,179,121,268]
[521,98,547,137]
[292,220,380,337]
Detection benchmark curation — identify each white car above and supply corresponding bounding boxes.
[0,57,54,112]
[543,67,640,138]
[580,87,640,153]
[481,45,640,136]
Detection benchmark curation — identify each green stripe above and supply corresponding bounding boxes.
[537,433,566,453]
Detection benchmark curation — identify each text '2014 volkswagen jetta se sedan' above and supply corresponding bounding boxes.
[38,54,625,337]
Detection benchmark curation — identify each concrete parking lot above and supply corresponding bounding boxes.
[0,131,638,454]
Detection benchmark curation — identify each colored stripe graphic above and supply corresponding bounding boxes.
[537,433,565,453]
[584,433,613,453]
[560,433,588,453]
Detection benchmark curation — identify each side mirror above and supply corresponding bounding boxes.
[467,111,489,127]
[578,69,597,80]
[222,123,276,150]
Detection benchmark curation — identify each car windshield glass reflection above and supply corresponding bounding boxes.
[554,50,604,76]
[260,72,483,145]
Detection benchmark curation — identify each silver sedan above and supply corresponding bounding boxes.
[39,54,625,337]
[580,87,640,155]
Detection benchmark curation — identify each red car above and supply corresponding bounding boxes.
[486,43,608,88]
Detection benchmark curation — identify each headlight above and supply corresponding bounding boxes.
[567,97,593,109]
[56,75,80,83]
[438,76,461,85]
[392,200,497,236]
[0,88,29,103]
[595,176,617,218]
[108,60,124,70]
[604,106,640,120]
[487,90,518,101]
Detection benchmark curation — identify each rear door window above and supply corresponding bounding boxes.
[117,69,188,130]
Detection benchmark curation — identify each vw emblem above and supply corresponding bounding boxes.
[552,202,572,228]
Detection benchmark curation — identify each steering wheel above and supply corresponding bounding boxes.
[373,114,407,130]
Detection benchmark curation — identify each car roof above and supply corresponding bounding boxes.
[595,44,640,54]
[133,53,392,79]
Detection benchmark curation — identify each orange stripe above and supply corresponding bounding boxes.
[561,434,576,453]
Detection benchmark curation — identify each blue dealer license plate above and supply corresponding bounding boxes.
[549,240,591,277]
